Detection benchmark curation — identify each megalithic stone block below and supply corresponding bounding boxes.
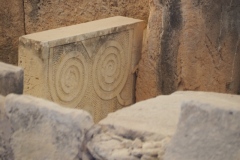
[5,94,94,160]
[0,62,23,96]
[0,95,13,159]
[19,16,145,122]
[164,93,240,160]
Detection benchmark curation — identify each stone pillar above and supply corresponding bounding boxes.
[136,0,240,101]
[19,16,145,122]
[136,0,163,101]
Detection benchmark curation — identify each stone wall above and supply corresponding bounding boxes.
[0,0,25,65]
[0,0,149,65]
[136,0,240,101]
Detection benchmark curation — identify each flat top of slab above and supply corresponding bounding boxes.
[0,62,22,73]
[174,91,240,111]
[100,91,240,137]
[21,16,144,43]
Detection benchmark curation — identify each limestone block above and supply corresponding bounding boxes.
[164,93,240,160]
[0,62,23,96]
[84,92,183,160]
[5,94,94,160]
[136,0,163,101]
[19,16,145,122]
[0,95,13,159]
[85,91,240,160]
[136,0,240,101]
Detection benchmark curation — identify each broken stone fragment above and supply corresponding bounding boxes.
[164,93,240,160]
[0,95,13,160]
[0,62,23,96]
[84,91,240,160]
[5,94,94,160]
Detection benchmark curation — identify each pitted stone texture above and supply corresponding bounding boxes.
[0,0,25,65]
[84,92,183,160]
[85,91,240,160]
[136,0,240,101]
[136,0,163,101]
[164,93,240,160]
[84,125,170,160]
[24,0,149,34]
[0,62,23,96]
[5,94,93,160]
[19,16,145,122]
[0,95,13,160]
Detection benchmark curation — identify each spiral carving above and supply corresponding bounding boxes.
[93,40,129,100]
[49,50,88,107]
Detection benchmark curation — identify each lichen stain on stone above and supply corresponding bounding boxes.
[158,0,183,95]
[29,0,40,22]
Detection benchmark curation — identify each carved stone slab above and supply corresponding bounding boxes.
[19,16,145,122]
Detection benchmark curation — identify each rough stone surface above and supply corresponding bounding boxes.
[164,93,240,160]
[85,91,240,159]
[136,0,163,101]
[0,0,25,65]
[0,62,23,96]
[5,94,94,160]
[19,16,145,122]
[136,0,240,101]
[0,95,13,160]
[24,0,149,34]
[83,92,184,159]
[0,0,148,65]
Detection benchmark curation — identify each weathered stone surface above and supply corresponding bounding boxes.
[24,0,149,34]
[136,0,163,101]
[85,91,240,159]
[0,95,13,160]
[136,0,240,101]
[164,93,240,160]
[0,0,25,65]
[84,92,182,160]
[5,94,94,160]
[0,62,23,96]
[19,16,145,122]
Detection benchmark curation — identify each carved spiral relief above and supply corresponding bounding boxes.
[93,40,130,100]
[49,50,88,107]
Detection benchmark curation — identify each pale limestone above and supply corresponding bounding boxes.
[19,16,145,122]
[0,95,13,159]
[164,93,240,160]
[85,91,240,160]
[136,0,240,100]
[5,94,94,160]
[0,62,23,96]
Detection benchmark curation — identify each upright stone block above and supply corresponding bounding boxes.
[0,62,23,96]
[5,94,93,160]
[164,93,240,160]
[19,16,145,122]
